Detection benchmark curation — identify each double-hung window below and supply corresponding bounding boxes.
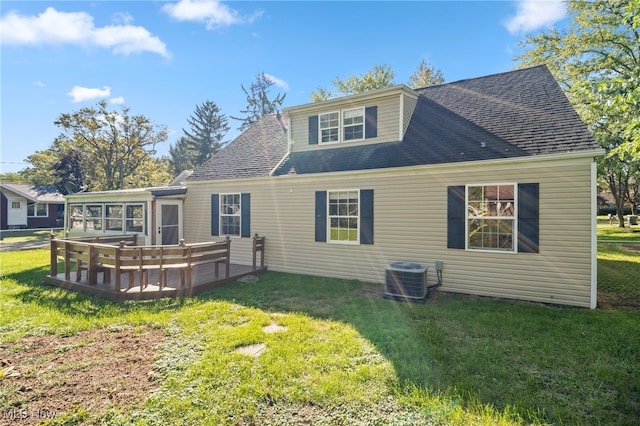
[467,184,515,251]
[126,205,144,233]
[328,190,359,243]
[342,108,364,141]
[319,112,340,143]
[27,202,48,217]
[220,193,241,236]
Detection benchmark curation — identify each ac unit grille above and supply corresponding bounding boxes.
[384,262,428,300]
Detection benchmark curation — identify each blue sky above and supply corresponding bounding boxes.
[0,0,568,175]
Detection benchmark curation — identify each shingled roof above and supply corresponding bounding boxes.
[187,113,289,181]
[272,65,598,176]
[0,183,65,203]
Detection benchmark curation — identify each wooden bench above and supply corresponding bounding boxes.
[184,237,230,288]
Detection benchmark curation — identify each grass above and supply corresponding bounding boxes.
[1,246,640,425]
[0,229,63,243]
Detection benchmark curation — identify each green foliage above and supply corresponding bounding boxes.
[231,73,286,132]
[517,0,640,219]
[53,100,169,191]
[179,100,230,169]
[311,64,396,101]
[408,60,446,88]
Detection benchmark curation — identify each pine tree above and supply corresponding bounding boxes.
[182,100,230,166]
[231,73,286,132]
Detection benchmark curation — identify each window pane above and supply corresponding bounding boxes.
[86,205,103,231]
[69,205,84,230]
[36,203,48,216]
[328,190,359,242]
[221,216,240,236]
[467,184,515,251]
[27,203,34,216]
[105,204,123,231]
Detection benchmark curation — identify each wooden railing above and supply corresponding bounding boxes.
[50,234,265,292]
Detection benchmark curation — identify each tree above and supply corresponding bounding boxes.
[311,64,395,102]
[182,100,230,167]
[54,100,169,191]
[408,60,445,88]
[52,149,86,194]
[168,136,197,175]
[517,0,640,226]
[231,73,286,132]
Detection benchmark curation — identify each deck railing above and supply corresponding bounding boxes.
[49,234,265,292]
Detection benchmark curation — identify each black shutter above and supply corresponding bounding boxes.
[241,193,251,237]
[365,106,377,139]
[360,189,374,244]
[309,115,319,145]
[518,183,539,253]
[447,186,465,249]
[211,194,219,236]
[315,191,327,242]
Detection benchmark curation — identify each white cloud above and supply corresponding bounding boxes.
[504,0,567,35]
[0,7,169,58]
[162,0,261,29]
[264,73,289,91]
[67,86,111,103]
[110,96,125,105]
[33,80,45,87]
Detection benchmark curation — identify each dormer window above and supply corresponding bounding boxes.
[319,112,339,143]
[343,108,364,141]
[308,106,377,145]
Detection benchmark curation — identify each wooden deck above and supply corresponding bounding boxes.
[45,262,267,301]
[44,233,267,301]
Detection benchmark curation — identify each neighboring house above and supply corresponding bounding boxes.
[184,65,603,308]
[0,183,65,230]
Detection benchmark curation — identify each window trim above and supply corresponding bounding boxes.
[342,107,365,142]
[67,202,146,234]
[319,111,340,144]
[466,183,517,253]
[318,108,366,145]
[327,189,361,245]
[27,202,48,217]
[219,192,242,237]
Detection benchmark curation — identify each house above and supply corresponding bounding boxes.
[0,183,65,230]
[62,65,603,308]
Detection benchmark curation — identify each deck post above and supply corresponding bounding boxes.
[64,241,71,280]
[50,233,58,277]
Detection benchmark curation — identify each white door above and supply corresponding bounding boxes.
[7,197,27,227]
[156,200,182,245]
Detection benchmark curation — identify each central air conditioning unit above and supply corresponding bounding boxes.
[384,261,428,300]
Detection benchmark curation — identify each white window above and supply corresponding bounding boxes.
[328,190,359,243]
[126,205,144,233]
[68,202,145,234]
[220,193,241,236]
[27,202,48,217]
[11,201,20,209]
[343,108,364,141]
[106,204,124,231]
[467,184,516,251]
[319,112,340,143]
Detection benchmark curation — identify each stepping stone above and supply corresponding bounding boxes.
[236,343,266,357]
[262,324,287,334]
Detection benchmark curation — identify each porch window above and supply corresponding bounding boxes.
[220,193,241,236]
[126,205,144,233]
[69,204,84,230]
[106,205,123,231]
[86,205,103,230]
[467,184,515,251]
[27,202,48,217]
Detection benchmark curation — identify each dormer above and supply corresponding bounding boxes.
[283,85,419,153]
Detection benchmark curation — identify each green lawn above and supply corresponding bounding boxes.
[1,246,639,425]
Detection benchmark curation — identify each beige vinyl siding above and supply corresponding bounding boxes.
[289,95,402,153]
[184,154,596,307]
[401,93,418,137]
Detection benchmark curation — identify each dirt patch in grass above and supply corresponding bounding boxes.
[0,327,163,425]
